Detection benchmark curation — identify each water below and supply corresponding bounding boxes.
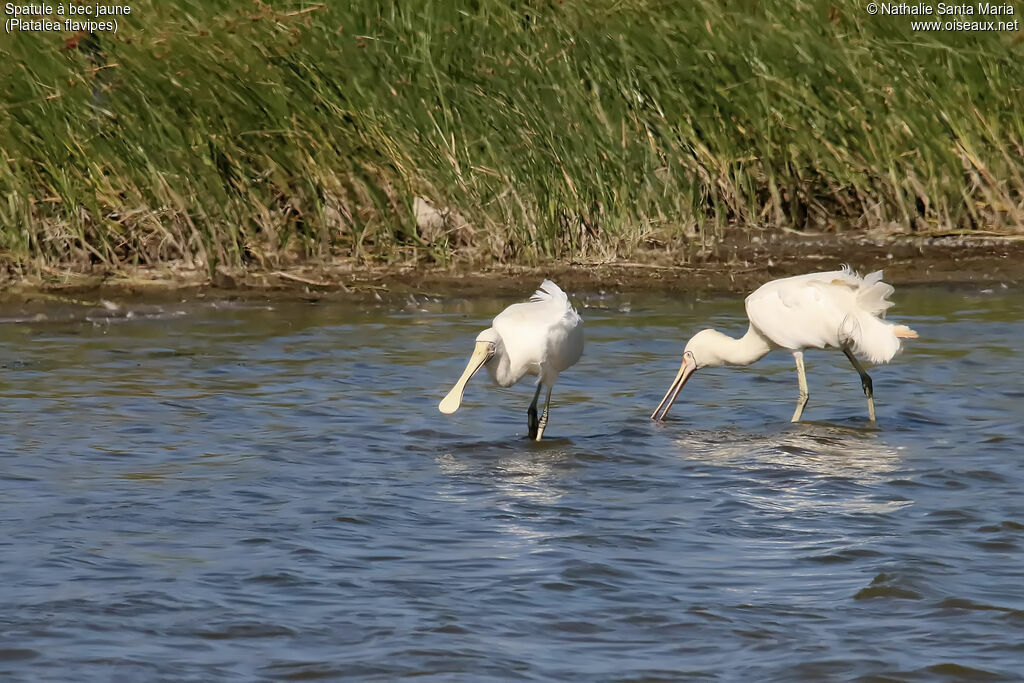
[1,285,1023,681]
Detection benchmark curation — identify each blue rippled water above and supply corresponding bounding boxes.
[1,285,1023,680]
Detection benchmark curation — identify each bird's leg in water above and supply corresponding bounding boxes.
[535,386,554,441]
[842,347,875,422]
[527,383,543,439]
[791,351,810,422]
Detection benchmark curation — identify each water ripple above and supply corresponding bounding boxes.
[0,289,1023,679]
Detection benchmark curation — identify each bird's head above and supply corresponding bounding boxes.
[651,329,723,421]
[475,327,500,348]
[683,329,731,369]
[438,328,500,414]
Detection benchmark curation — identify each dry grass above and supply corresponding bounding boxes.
[1,0,1022,275]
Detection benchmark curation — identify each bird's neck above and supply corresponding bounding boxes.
[485,340,517,386]
[711,326,773,366]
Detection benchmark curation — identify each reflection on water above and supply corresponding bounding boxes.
[677,425,903,479]
[1,285,1024,679]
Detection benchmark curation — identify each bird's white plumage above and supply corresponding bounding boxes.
[652,266,917,423]
[439,279,583,439]
[489,279,583,387]
[745,266,906,363]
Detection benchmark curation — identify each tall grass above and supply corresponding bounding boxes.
[1,0,1022,273]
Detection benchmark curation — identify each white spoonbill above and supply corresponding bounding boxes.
[651,267,918,423]
[439,280,584,440]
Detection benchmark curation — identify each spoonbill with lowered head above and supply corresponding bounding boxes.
[439,280,584,440]
[651,267,918,423]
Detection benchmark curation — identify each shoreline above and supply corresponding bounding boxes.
[3,233,1022,304]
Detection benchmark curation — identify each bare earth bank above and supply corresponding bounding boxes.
[3,233,1023,306]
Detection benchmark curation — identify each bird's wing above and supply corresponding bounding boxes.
[498,280,582,329]
[746,267,907,362]
[854,270,895,316]
[532,281,584,376]
[528,280,583,323]
[492,280,583,380]
[745,270,856,351]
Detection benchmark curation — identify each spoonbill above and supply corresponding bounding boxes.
[651,267,918,423]
[439,280,584,440]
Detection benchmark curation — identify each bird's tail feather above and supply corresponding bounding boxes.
[857,271,896,316]
[846,315,898,364]
[845,315,918,364]
[844,270,918,362]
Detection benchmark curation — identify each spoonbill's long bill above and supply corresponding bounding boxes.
[651,267,918,423]
[440,280,584,440]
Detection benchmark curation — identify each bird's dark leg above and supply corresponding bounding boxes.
[527,382,543,439]
[535,386,554,441]
[842,347,875,422]
[791,351,810,422]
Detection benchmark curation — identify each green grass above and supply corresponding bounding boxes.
[1,0,1022,274]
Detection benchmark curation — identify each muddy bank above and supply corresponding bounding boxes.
[388,232,1024,298]
[3,232,1023,305]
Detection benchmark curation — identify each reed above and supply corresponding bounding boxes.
[2,0,1022,274]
